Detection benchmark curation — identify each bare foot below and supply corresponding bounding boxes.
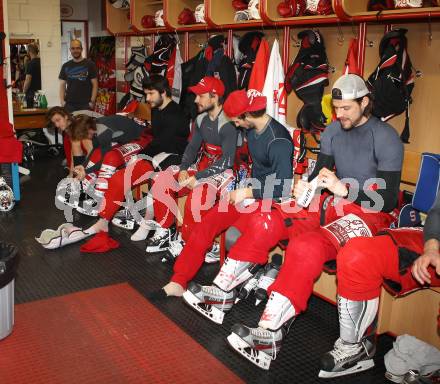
[163,281,185,297]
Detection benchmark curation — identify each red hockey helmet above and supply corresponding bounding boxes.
[178,8,196,25]
[232,0,249,11]
[141,14,155,28]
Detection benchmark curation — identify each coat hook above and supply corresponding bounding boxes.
[337,23,344,46]
[290,30,300,48]
[428,13,433,46]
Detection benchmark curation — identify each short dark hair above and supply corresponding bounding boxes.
[46,106,71,124]
[68,115,96,141]
[208,92,225,105]
[27,43,39,56]
[355,94,373,117]
[142,75,171,97]
[237,108,266,119]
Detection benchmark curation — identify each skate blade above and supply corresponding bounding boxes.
[384,371,406,383]
[76,206,98,217]
[182,290,225,324]
[226,333,272,370]
[318,359,374,379]
[56,194,79,208]
[112,218,135,230]
[146,244,168,253]
[204,256,220,264]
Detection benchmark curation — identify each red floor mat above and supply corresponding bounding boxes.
[0,284,244,384]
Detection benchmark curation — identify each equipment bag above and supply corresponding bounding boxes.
[366,28,415,143]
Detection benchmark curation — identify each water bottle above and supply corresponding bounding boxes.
[39,93,48,109]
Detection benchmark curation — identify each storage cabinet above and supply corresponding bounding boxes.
[334,0,440,21]
[163,0,208,31]
[130,0,169,33]
[105,0,133,35]
[206,0,266,29]
[261,0,338,25]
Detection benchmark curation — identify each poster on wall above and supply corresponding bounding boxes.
[61,21,88,64]
[90,36,116,115]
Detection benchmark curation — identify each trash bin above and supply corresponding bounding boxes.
[0,242,19,340]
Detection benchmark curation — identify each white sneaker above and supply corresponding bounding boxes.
[213,258,255,292]
[258,291,296,331]
[204,242,220,264]
[130,220,161,241]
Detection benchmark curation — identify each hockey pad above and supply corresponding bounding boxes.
[36,223,92,249]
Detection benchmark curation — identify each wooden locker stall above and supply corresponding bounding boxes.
[103,0,440,349]
[130,0,169,34]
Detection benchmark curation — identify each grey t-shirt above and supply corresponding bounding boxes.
[180,110,238,180]
[320,116,403,188]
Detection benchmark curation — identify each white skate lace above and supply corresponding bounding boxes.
[330,338,362,362]
[115,208,132,220]
[206,243,220,259]
[202,285,231,311]
[257,275,275,291]
[168,240,183,258]
[142,220,161,230]
[151,227,168,242]
[251,327,279,360]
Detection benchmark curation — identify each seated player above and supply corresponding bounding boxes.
[204,74,403,370]
[46,106,101,176]
[83,75,190,236]
[161,88,295,298]
[60,110,152,215]
[136,77,240,256]
[319,191,440,379]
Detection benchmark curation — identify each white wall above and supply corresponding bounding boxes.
[61,0,88,20]
[7,0,61,107]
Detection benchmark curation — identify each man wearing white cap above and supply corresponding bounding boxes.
[224,74,404,370]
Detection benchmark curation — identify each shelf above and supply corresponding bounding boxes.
[206,0,269,30]
[105,0,133,35]
[260,0,339,26]
[163,0,209,32]
[333,0,440,22]
[130,0,170,34]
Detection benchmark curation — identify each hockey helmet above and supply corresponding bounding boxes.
[155,9,164,27]
[394,0,422,7]
[232,0,250,10]
[234,9,251,21]
[248,0,261,19]
[178,8,196,25]
[109,0,130,10]
[0,177,15,212]
[194,3,206,23]
[277,0,306,17]
[141,14,155,29]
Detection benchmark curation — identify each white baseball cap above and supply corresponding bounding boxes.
[332,74,370,100]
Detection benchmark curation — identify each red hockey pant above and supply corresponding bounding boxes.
[171,200,288,288]
[83,134,152,194]
[337,234,440,301]
[99,159,154,221]
[152,169,220,241]
[225,196,395,314]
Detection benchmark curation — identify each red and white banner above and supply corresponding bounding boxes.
[262,39,286,125]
